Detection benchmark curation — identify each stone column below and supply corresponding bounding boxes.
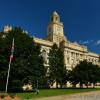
[69,51,71,65]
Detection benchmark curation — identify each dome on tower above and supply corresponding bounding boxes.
[52,11,59,16]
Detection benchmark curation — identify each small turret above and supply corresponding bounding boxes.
[3,25,12,33]
[50,11,60,23]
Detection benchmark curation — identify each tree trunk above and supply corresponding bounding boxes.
[56,81,58,88]
[93,83,95,88]
[86,84,88,88]
[60,83,63,88]
[80,83,83,88]
[72,83,76,88]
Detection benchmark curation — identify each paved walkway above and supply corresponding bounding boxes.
[33,91,100,100]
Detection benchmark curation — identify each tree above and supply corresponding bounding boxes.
[48,44,67,88]
[68,60,100,88]
[88,64,100,88]
[0,34,9,91]
[0,27,46,91]
[67,70,79,88]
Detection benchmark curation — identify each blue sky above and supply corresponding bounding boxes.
[0,0,100,53]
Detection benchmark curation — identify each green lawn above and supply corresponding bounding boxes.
[14,88,100,100]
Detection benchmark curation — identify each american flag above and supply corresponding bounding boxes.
[10,38,14,61]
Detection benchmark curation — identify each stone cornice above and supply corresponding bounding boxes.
[33,37,53,47]
[87,52,99,58]
[48,22,63,26]
[62,40,88,52]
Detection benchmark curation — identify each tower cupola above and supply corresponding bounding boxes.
[47,11,66,45]
[50,11,60,23]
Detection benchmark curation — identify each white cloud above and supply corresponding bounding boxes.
[76,40,100,46]
[82,40,89,44]
[78,40,93,45]
[96,40,100,45]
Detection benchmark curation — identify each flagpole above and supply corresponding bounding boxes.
[5,38,14,93]
[5,54,12,92]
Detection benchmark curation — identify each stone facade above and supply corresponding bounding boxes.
[3,25,12,33]
[33,11,100,70]
[2,11,100,70]
[1,12,100,88]
[0,25,12,38]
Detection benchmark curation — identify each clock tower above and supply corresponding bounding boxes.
[47,11,65,45]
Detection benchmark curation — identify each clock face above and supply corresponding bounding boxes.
[56,27,61,32]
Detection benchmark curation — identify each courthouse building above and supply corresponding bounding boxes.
[1,11,100,70]
[33,11,100,70]
[1,11,100,88]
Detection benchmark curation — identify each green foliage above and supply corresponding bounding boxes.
[68,60,100,88]
[0,27,46,91]
[48,44,67,88]
[0,27,100,91]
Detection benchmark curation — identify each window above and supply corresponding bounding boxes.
[42,50,47,64]
[67,57,70,64]
[56,17,58,21]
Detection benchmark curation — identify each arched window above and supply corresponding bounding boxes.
[42,50,47,64]
[56,17,58,21]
